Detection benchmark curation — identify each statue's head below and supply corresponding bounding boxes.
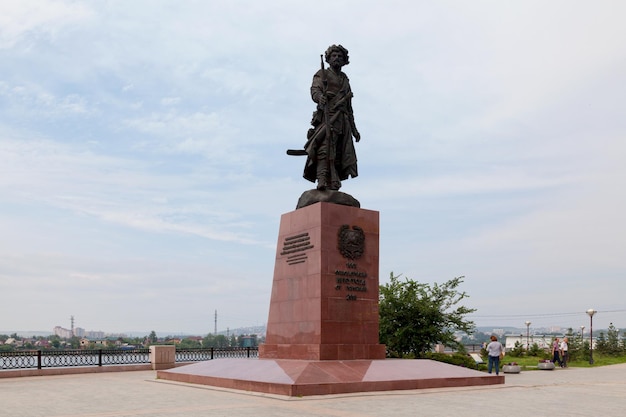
[325,44,349,66]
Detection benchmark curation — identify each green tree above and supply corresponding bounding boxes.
[566,328,584,361]
[202,334,215,348]
[528,342,542,357]
[508,341,525,357]
[148,331,158,344]
[596,331,607,353]
[129,336,144,347]
[203,334,229,348]
[597,323,623,356]
[379,273,476,357]
[68,336,80,349]
[581,340,591,362]
[607,323,623,355]
[50,335,61,349]
[179,338,202,349]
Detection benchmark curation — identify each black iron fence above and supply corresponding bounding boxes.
[0,347,258,371]
[175,346,256,362]
[445,344,484,353]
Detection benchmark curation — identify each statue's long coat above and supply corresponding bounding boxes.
[303,68,358,183]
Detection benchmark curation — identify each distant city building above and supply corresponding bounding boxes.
[53,326,73,339]
[85,331,105,339]
[54,326,105,339]
[491,329,505,336]
[505,334,552,350]
[504,334,597,350]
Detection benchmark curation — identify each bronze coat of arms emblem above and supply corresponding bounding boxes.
[338,225,365,260]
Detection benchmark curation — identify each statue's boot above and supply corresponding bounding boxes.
[316,163,328,190]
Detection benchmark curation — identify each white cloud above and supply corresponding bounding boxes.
[0,0,93,49]
[0,81,94,117]
[160,97,181,106]
[0,136,271,248]
[1,1,625,332]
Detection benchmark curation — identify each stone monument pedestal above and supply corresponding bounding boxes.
[156,357,503,396]
[259,202,385,361]
[157,202,504,395]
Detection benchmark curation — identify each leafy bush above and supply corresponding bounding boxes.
[508,341,525,357]
[422,352,479,370]
[580,341,591,362]
[528,342,542,357]
[379,274,475,357]
[596,324,625,356]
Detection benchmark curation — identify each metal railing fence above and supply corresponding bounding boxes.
[0,347,258,371]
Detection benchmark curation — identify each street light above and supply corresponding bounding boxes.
[586,309,596,365]
[525,321,531,351]
[580,325,585,342]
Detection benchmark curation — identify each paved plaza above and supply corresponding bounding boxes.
[2,363,625,416]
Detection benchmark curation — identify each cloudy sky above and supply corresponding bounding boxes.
[1,0,625,336]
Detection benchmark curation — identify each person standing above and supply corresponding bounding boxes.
[552,338,562,366]
[487,335,504,375]
[560,337,569,368]
[304,44,361,191]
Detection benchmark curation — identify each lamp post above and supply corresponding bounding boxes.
[525,321,531,351]
[580,325,585,342]
[586,309,596,365]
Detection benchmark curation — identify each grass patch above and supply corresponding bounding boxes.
[567,355,626,368]
[501,354,626,370]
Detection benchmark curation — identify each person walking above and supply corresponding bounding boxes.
[560,337,569,368]
[486,335,505,375]
[552,338,562,366]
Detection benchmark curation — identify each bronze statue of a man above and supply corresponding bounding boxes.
[303,45,360,191]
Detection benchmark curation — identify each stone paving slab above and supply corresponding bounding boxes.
[1,364,625,416]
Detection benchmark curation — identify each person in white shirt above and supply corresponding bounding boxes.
[486,335,505,375]
[560,337,569,368]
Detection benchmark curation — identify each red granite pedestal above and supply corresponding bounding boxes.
[157,202,504,395]
[259,202,385,361]
[156,357,503,396]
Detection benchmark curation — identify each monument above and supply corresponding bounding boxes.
[157,45,504,396]
[260,45,384,362]
[258,202,385,361]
